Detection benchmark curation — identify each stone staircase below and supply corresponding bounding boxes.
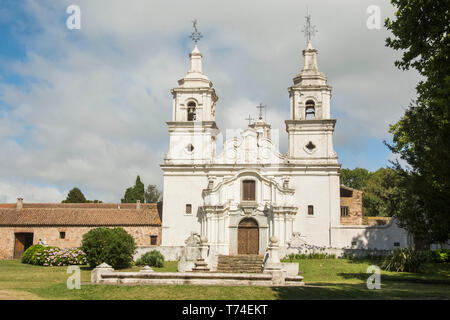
[216,255,264,273]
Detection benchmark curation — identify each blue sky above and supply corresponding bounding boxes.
[0,0,419,202]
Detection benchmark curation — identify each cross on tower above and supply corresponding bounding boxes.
[256,103,266,120]
[301,9,318,44]
[245,114,254,126]
[189,19,203,44]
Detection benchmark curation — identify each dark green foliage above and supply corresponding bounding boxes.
[135,250,165,268]
[363,168,401,217]
[62,187,87,203]
[382,248,429,273]
[81,227,136,269]
[121,175,145,203]
[384,0,450,244]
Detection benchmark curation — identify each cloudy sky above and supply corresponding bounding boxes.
[0,0,420,203]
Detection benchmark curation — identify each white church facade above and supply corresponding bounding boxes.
[160,38,409,257]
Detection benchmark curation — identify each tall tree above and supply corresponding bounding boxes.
[62,187,87,203]
[385,0,450,244]
[121,175,145,203]
[144,185,162,203]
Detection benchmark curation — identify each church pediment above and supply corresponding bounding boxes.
[214,128,286,165]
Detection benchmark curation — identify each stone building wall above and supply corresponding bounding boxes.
[340,186,363,225]
[0,225,161,260]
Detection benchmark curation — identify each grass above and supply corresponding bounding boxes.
[0,259,448,300]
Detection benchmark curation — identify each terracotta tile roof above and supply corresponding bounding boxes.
[0,203,161,226]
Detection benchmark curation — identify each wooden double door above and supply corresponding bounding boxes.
[14,233,34,259]
[238,218,259,254]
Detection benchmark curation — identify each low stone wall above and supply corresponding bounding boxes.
[91,263,304,287]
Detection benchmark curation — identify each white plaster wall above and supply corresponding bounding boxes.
[330,219,409,250]
[161,174,207,246]
[290,173,339,247]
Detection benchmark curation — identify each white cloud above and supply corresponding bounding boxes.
[0,0,421,202]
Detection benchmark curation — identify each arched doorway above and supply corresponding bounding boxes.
[238,218,259,254]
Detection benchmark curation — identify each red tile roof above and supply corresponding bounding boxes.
[0,203,161,226]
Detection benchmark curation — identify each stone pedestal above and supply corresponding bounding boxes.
[263,236,284,273]
[91,262,114,283]
[192,237,210,272]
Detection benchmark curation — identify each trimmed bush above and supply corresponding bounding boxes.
[22,245,87,266]
[81,227,136,269]
[382,248,429,273]
[135,250,164,268]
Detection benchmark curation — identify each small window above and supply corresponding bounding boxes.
[305,141,316,152]
[340,206,349,217]
[393,242,400,247]
[186,204,192,214]
[351,241,357,246]
[187,101,196,121]
[308,205,314,215]
[242,180,256,201]
[59,232,66,239]
[150,235,158,246]
[305,100,315,119]
[186,144,194,152]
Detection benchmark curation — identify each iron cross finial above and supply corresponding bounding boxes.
[256,103,266,120]
[189,19,203,44]
[245,114,254,126]
[302,8,318,44]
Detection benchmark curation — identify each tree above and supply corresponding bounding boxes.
[62,187,87,203]
[384,0,450,244]
[362,168,401,217]
[144,185,162,203]
[340,168,372,190]
[121,175,145,203]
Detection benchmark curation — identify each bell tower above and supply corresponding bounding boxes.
[165,22,219,165]
[285,38,338,164]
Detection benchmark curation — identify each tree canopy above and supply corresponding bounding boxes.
[62,187,102,203]
[62,187,86,203]
[121,175,161,203]
[384,0,450,244]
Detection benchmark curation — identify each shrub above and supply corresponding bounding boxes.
[135,250,164,268]
[382,248,429,273]
[81,227,136,269]
[22,244,45,265]
[429,249,449,263]
[22,245,87,266]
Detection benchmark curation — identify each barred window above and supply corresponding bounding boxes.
[340,206,349,217]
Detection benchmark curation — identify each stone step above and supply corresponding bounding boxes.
[216,255,263,273]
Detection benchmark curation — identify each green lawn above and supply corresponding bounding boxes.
[0,259,448,300]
